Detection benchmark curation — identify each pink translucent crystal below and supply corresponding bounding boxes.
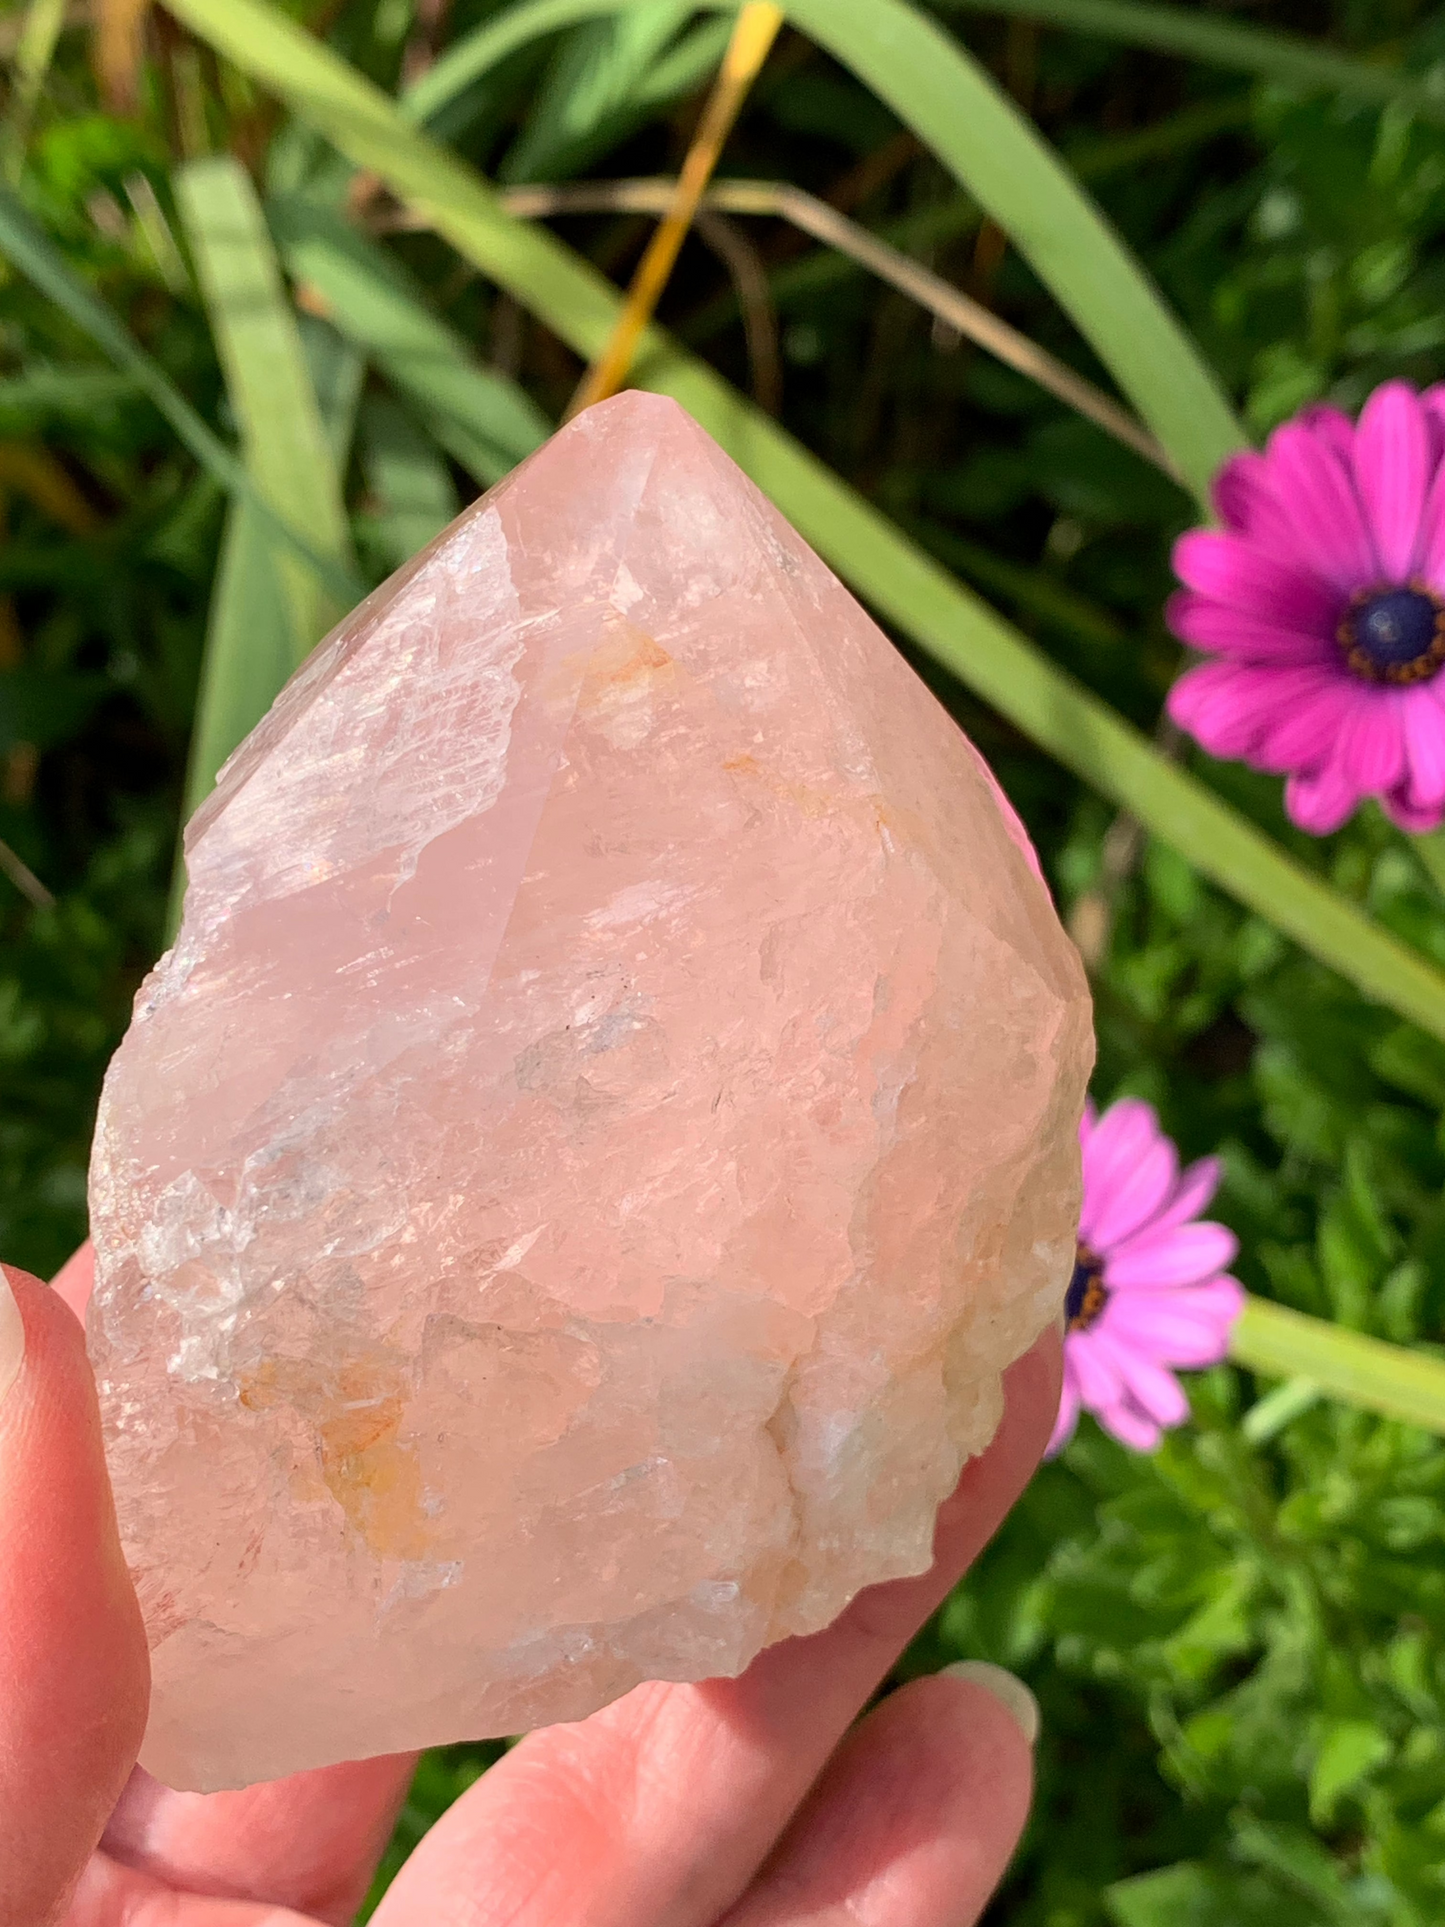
[88,394,1092,1792]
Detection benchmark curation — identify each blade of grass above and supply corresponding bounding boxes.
[272,196,550,483]
[159,0,1445,1051]
[3,0,69,181]
[1231,1297,1445,1439]
[358,390,461,566]
[175,153,353,662]
[939,0,1445,126]
[501,0,693,182]
[0,181,360,606]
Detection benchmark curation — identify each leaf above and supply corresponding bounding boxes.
[174,153,353,660]
[158,0,1445,1050]
[0,180,359,606]
[1309,1719,1395,1826]
[940,0,1445,127]
[1106,1860,1285,1927]
[270,195,550,484]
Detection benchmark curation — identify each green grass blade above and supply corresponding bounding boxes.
[358,391,461,568]
[158,0,1445,1048]
[1232,1297,1445,1439]
[0,180,360,608]
[175,154,354,664]
[402,0,635,126]
[271,196,550,484]
[298,310,366,471]
[4,0,69,180]
[501,1,693,182]
[182,506,294,821]
[941,0,1445,125]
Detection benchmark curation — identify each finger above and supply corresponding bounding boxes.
[374,1330,1060,1927]
[0,1266,150,1926]
[51,1241,95,1322]
[94,1755,417,1927]
[717,1671,1034,1927]
[66,1849,317,1927]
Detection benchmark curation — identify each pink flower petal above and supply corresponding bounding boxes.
[1166,661,1279,759]
[1079,1097,1163,1243]
[1167,590,1333,665]
[1354,381,1433,581]
[1095,1398,1163,1452]
[1336,692,1407,793]
[1399,683,1445,808]
[1294,403,1356,465]
[1174,531,1343,633]
[1046,1373,1082,1457]
[1284,759,1361,834]
[1092,1329,1191,1428]
[1267,419,1378,592]
[1382,783,1445,834]
[1253,675,1359,774]
[1088,1131,1179,1253]
[1212,450,1312,563]
[1104,1280,1243,1367]
[1078,1096,1098,1151]
[1148,1155,1223,1235]
[1066,1329,1124,1412]
[1106,1219,1239,1289]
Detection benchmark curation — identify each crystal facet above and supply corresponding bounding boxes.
[89,394,1092,1791]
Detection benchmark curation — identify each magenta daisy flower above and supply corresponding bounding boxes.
[1166,380,1445,834]
[1050,1097,1244,1456]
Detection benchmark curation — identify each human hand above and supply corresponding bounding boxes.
[2,1251,1060,1927]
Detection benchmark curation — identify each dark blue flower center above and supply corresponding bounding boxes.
[1339,584,1445,684]
[1065,1245,1107,1332]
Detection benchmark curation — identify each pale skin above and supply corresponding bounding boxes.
[1,1249,1061,1927]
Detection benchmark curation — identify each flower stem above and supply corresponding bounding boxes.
[1231,1295,1445,1436]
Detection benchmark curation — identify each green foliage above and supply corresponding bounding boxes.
[8,0,1445,1921]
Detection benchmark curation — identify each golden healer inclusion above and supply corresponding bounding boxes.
[88,394,1092,1791]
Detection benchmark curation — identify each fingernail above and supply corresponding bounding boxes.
[941,1661,1040,1747]
[0,1268,23,1407]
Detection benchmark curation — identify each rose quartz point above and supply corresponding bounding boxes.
[88,393,1092,1791]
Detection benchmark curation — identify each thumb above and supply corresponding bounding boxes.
[0,1264,149,1925]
